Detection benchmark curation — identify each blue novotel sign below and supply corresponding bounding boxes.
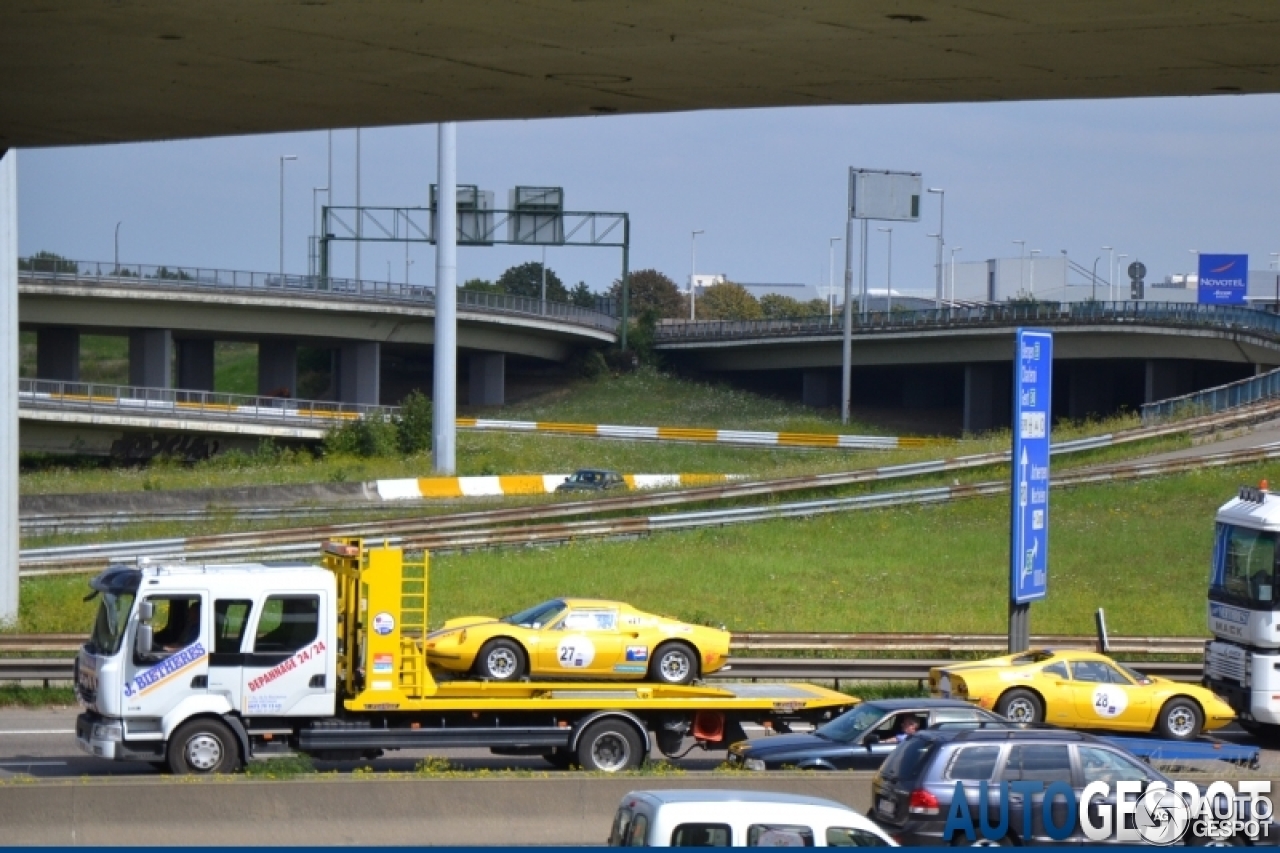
[1012,329,1052,604]
[1198,254,1248,305]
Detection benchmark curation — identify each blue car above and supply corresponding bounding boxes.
[725,698,1004,771]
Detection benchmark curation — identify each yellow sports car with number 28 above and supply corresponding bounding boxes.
[930,649,1235,741]
[425,598,732,685]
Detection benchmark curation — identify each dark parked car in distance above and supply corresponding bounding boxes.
[556,469,627,493]
[725,698,1005,771]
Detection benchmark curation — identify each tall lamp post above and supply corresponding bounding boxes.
[113,221,122,276]
[1091,256,1101,303]
[878,226,893,314]
[1102,245,1114,302]
[927,187,945,309]
[1013,240,1025,295]
[950,246,963,303]
[690,229,704,321]
[827,236,841,320]
[278,154,298,281]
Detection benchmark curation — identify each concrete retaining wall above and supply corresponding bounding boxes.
[0,774,874,846]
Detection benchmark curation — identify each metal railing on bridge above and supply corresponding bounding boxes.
[18,257,618,332]
[654,300,1280,343]
[19,378,386,428]
[1142,365,1280,424]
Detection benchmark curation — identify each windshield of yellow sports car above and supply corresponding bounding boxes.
[813,704,889,742]
[1212,523,1279,610]
[501,599,568,629]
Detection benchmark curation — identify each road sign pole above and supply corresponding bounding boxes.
[1009,328,1053,653]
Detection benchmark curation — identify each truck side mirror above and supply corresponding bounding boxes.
[138,600,154,623]
[135,623,154,657]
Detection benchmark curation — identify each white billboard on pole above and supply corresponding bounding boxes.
[849,169,922,221]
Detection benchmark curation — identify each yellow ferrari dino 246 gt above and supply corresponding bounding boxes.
[930,649,1235,741]
[425,598,732,685]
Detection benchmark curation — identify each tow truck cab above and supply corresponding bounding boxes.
[1204,485,1280,733]
[76,559,335,767]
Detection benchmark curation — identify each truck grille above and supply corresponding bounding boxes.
[1205,641,1248,684]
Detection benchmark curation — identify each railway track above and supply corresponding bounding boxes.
[19,434,1280,575]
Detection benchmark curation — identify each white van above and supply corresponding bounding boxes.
[607,789,897,847]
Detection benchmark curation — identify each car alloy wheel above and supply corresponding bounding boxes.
[485,646,519,679]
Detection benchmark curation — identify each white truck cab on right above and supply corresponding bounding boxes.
[1204,484,1280,736]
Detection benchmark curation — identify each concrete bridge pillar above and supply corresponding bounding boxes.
[175,339,215,391]
[337,341,380,405]
[1144,359,1193,404]
[35,327,80,382]
[963,363,999,434]
[258,340,298,398]
[128,329,172,389]
[468,352,505,407]
[802,369,834,408]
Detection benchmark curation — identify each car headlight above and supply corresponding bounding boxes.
[744,759,767,772]
[92,722,123,742]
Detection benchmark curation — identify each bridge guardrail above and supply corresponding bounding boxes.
[654,301,1280,343]
[19,258,618,332]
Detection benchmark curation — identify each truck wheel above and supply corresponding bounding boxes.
[996,688,1043,724]
[167,718,241,775]
[1156,698,1203,741]
[575,718,645,772]
[475,638,526,682]
[649,642,697,685]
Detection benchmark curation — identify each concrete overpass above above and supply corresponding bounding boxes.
[5,3,1280,149]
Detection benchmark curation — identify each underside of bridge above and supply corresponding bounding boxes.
[4,3,1280,148]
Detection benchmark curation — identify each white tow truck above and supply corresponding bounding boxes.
[1204,483,1280,739]
[75,539,855,773]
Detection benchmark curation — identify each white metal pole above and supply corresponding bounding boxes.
[433,123,458,474]
[690,230,703,321]
[828,237,840,321]
[114,220,121,275]
[0,149,17,625]
[1103,246,1114,302]
[858,219,869,317]
[1030,249,1041,296]
[279,154,296,280]
[540,245,547,315]
[950,247,963,303]
[928,187,944,309]
[879,227,893,313]
[841,213,854,424]
[1013,240,1025,295]
[355,128,362,282]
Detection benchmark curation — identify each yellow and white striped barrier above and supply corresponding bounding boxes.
[456,418,947,450]
[375,473,744,501]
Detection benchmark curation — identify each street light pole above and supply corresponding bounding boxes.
[1102,245,1114,302]
[1013,240,1025,296]
[1091,256,1101,303]
[828,236,841,321]
[690,229,704,321]
[278,154,297,281]
[878,226,893,313]
[927,187,945,309]
[950,246,963,303]
[541,245,547,315]
[114,221,122,275]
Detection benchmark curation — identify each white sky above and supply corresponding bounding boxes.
[16,94,1280,300]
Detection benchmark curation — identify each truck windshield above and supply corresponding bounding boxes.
[1212,523,1278,609]
[87,592,135,656]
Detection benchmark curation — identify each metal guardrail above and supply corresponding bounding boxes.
[653,300,1280,344]
[19,258,618,332]
[1142,364,1280,424]
[20,378,385,428]
[0,655,1205,688]
[0,632,1207,656]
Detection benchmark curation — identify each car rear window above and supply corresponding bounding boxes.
[946,745,1001,781]
[878,736,936,783]
[671,823,732,846]
[1000,744,1072,783]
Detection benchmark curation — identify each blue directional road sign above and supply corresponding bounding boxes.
[1011,329,1053,604]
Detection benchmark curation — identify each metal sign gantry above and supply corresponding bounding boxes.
[318,205,633,348]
